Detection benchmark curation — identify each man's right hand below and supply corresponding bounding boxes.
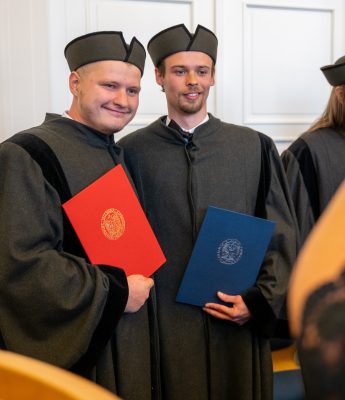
[124,274,154,313]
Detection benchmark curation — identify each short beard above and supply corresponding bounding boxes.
[179,102,203,114]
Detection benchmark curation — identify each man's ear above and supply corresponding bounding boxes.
[211,74,215,87]
[69,71,81,96]
[335,85,344,105]
[155,67,164,86]
[210,65,216,87]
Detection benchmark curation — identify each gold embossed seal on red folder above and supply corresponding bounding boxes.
[101,208,125,240]
[62,164,166,276]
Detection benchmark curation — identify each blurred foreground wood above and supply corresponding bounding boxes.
[0,350,121,400]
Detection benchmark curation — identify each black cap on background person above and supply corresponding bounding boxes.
[321,55,345,86]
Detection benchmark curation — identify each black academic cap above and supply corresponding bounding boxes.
[64,31,146,75]
[147,24,218,67]
[321,55,345,86]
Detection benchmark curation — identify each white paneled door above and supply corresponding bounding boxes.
[216,0,345,152]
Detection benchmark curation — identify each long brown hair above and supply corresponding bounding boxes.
[307,85,345,134]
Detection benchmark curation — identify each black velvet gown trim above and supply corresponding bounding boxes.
[6,133,128,377]
[71,264,128,377]
[7,132,87,258]
[243,287,277,337]
[289,137,320,221]
[255,132,272,219]
[242,133,277,337]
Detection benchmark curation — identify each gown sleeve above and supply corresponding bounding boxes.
[242,141,298,336]
[281,141,318,246]
[0,142,128,369]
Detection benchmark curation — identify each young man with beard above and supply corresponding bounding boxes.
[120,24,297,399]
[0,31,154,397]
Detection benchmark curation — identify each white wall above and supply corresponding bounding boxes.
[0,0,51,139]
[216,0,345,152]
[1,0,344,152]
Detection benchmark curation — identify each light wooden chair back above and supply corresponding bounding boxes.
[0,350,121,400]
[272,343,300,373]
[272,344,305,399]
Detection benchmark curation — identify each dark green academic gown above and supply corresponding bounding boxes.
[281,127,345,246]
[0,114,132,393]
[120,115,297,400]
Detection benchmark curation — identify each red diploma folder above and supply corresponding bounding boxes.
[62,164,166,276]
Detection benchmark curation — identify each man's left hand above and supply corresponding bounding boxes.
[203,292,252,325]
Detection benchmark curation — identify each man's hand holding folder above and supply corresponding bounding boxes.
[176,206,276,308]
[203,292,252,326]
[125,275,154,313]
[62,165,166,313]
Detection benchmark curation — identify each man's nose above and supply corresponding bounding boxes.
[113,89,128,107]
[185,71,197,86]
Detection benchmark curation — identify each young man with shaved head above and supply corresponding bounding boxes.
[0,31,154,397]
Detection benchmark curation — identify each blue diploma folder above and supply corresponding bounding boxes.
[176,206,276,307]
